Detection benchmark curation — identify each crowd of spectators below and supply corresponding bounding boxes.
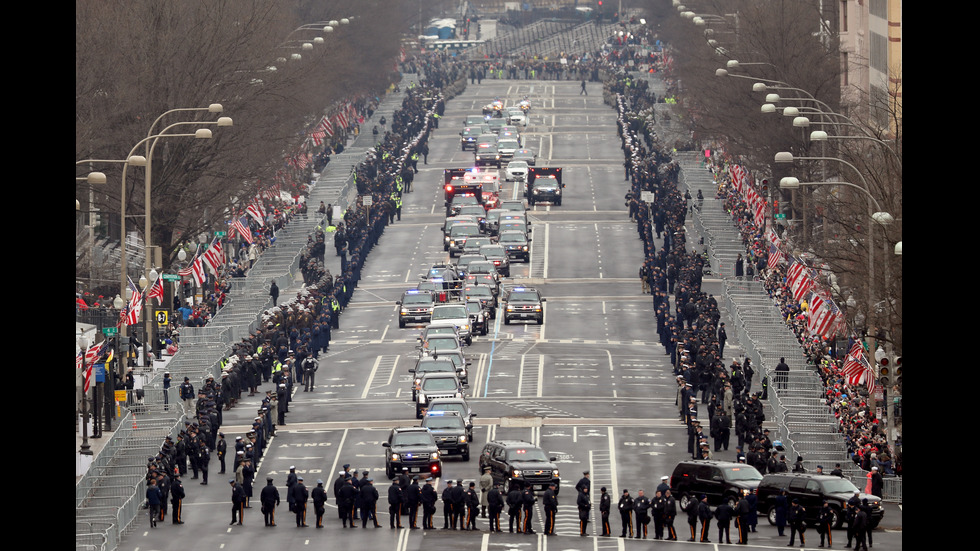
[710,161,900,477]
[610,70,773,470]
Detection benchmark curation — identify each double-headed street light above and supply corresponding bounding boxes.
[140,118,232,355]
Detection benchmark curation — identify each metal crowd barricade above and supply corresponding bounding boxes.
[676,153,912,498]
[76,81,420,549]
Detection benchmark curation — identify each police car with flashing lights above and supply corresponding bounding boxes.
[421,410,473,461]
[479,440,561,493]
[501,286,545,325]
[383,426,442,479]
[396,289,435,328]
[415,371,466,418]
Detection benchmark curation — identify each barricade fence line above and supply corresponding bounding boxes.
[678,156,902,501]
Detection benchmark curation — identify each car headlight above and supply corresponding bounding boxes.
[460,436,467,443]
[401,308,409,314]
[432,451,439,460]
[462,324,470,331]
[414,379,421,387]
[522,246,528,251]
[391,453,401,461]
[553,469,560,477]
[512,470,522,478]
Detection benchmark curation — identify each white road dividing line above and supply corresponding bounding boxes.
[543,222,550,279]
[361,356,384,399]
[384,355,400,385]
[608,427,618,499]
[518,355,526,397]
[537,354,544,398]
[326,428,349,484]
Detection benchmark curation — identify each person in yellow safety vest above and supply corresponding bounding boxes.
[395,177,403,194]
[432,113,440,129]
[330,298,340,329]
[393,193,402,221]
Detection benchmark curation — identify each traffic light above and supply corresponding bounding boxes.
[893,356,902,385]
[875,347,890,386]
[760,178,769,195]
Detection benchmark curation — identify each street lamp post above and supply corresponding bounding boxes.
[141,119,228,362]
[77,335,93,457]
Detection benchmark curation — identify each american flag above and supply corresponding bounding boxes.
[231,217,253,244]
[78,341,104,393]
[767,242,785,270]
[202,239,224,272]
[246,201,265,226]
[841,342,869,382]
[320,116,334,137]
[125,277,143,326]
[807,292,842,339]
[190,257,206,287]
[146,276,165,305]
[787,261,814,302]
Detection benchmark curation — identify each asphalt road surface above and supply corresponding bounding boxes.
[121,78,902,551]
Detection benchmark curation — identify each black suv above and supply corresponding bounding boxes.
[756,473,884,529]
[669,460,763,510]
[498,230,531,263]
[382,427,442,479]
[421,410,473,461]
[502,287,545,325]
[479,440,560,494]
[396,289,435,328]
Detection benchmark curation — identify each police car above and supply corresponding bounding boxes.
[421,410,472,461]
[501,287,545,325]
[396,289,435,328]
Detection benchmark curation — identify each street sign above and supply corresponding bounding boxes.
[161,274,181,281]
[362,195,373,206]
[102,327,118,336]
[156,310,169,326]
[215,231,227,237]
[774,214,786,220]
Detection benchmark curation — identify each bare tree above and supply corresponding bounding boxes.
[76,0,405,278]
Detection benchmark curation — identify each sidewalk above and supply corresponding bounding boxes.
[75,76,418,484]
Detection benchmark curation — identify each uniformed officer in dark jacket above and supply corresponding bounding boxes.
[421,477,438,529]
[291,476,309,527]
[260,477,280,526]
[506,482,523,533]
[619,489,634,538]
[487,482,504,532]
[170,474,185,524]
[788,498,807,547]
[656,489,674,540]
[577,486,591,536]
[633,489,651,539]
[230,479,246,525]
[543,483,558,535]
[714,499,734,544]
[360,478,380,528]
[817,500,834,547]
[389,481,404,528]
[697,495,713,542]
[735,491,751,544]
[651,490,666,539]
[312,480,328,528]
[405,476,422,529]
[450,479,466,529]
[338,477,358,527]
[441,480,454,529]
[521,486,536,534]
[465,482,480,530]
[852,502,870,551]
[599,486,612,536]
